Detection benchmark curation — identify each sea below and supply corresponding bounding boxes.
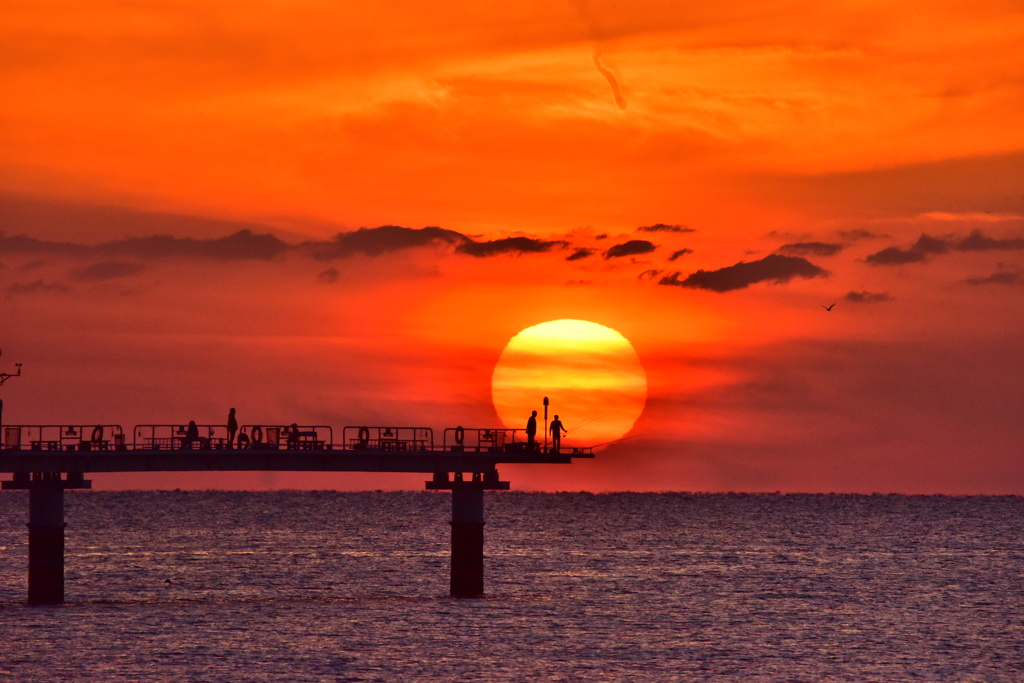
[1,492,1021,682]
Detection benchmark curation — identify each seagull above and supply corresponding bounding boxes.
[821,303,836,311]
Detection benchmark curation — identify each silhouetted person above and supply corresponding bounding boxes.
[227,408,238,448]
[550,415,567,452]
[525,410,538,449]
[287,423,300,448]
[183,420,200,449]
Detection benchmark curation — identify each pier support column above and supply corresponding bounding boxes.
[28,475,65,605]
[426,471,509,598]
[3,472,91,605]
[450,479,484,598]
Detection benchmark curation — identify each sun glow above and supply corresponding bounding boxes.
[491,319,648,447]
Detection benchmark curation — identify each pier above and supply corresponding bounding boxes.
[0,404,593,604]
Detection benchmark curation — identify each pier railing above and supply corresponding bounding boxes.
[0,423,593,456]
[342,426,434,451]
[3,424,126,451]
[238,424,334,450]
[134,424,227,450]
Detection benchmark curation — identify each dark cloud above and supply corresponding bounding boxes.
[603,240,657,259]
[865,233,950,265]
[668,248,693,261]
[0,192,292,244]
[1,229,289,260]
[965,271,1022,286]
[566,248,596,261]
[0,233,79,255]
[956,229,1024,251]
[2,220,577,264]
[659,254,827,293]
[456,236,568,258]
[6,280,68,295]
[866,229,1024,266]
[846,290,894,303]
[913,234,951,255]
[316,267,339,283]
[637,269,663,281]
[595,234,609,240]
[74,261,148,281]
[777,242,845,257]
[109,229,289,260]
[864,245,929,265]
[637,223,694,234]
[307,225,467,259]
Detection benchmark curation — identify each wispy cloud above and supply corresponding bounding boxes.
[592,49,626,110]
[845,290,893,303]
[777,242,844,257]
[6,280,68,295]
[965,270,1022,286]
[917,211,1024,223]
[316,267,339,283]
[74,261,148,281]
[637,223,694,234]
[838,229,884,241]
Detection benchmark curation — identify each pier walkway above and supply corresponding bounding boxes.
[0,416,594,604]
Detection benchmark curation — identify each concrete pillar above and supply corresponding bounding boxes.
[27,474,66,605]
[450,479,485,598]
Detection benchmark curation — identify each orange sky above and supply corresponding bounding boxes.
[1,0,1022,492]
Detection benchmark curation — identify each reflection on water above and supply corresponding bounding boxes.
[1,492,1022,681]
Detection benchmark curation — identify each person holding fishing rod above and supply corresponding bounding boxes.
[549,414,567,453]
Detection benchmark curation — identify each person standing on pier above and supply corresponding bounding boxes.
[550,415,567,453]
[525,410,538,449]
[227,408,238,448]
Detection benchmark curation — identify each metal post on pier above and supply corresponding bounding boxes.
[426,470,509,598]
[3,472,91,605]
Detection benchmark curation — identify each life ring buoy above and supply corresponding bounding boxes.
[251,426,263,444]
[454,426,465,446]
[357,427,370,443]
[91,425,104,443]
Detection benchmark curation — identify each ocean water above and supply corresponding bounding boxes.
[0,492,1022,682]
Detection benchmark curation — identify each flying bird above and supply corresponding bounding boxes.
[821,303,836,311]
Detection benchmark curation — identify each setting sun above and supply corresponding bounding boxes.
[491,320,648,447]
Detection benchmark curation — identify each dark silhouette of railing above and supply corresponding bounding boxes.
[1,423,591,456]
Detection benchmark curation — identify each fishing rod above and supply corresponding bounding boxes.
[588,433,647,449]
[566,410,621,434]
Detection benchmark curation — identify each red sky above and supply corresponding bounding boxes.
[1,0,1022,492]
